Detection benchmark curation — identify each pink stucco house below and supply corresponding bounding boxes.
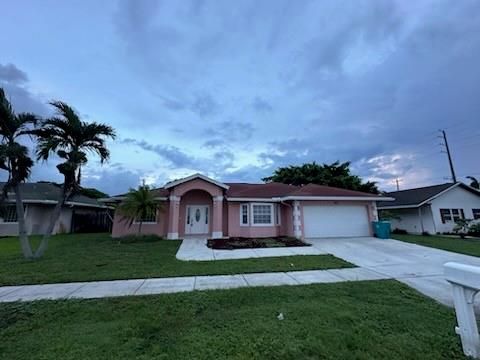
[107,173,393,239]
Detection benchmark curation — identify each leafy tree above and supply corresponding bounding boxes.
[467,176,479,190]
[78,187,108,199]
[263,161,379,194]
[0,88,38,259]
[117,183,162,236]
[32,101,115,257]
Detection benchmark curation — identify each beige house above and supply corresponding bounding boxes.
[0,182,111,236]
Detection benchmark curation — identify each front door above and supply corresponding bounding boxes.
[185,205,209,234]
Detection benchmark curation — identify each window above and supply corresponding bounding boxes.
[440,208,464,224]
[136,209,157,223]
[252,204,273,226]
[473,209,480,220]
[0,205,18,223]
[240,204,249,226]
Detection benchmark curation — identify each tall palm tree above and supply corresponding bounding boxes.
[117,183,162,236]
[32,101,116,257]
[0,88,38,258]
[467,176,479,190]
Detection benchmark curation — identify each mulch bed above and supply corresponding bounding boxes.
[207,236,311,250]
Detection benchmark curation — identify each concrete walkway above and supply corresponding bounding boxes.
[176,237,326,261]
[308,236,480,308]
[0,267,389,303]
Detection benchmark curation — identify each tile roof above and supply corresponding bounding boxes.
[109,177,386,200]
[225,182,296,198]
[287,183,379,197]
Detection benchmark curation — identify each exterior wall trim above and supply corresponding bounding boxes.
[164,173,230,190]
[228,196,393,202]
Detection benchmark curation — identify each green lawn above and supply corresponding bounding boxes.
[0,280,465,359]
[393,234,480,257]
[0,233,352,286]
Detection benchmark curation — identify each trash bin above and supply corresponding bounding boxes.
[372,221,391,239]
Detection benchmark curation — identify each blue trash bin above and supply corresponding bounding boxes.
[372,221,391,239]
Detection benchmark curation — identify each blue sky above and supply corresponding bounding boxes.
[1,0,479,195]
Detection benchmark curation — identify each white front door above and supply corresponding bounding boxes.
[185,205,209,234]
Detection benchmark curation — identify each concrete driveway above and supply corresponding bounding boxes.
[308,236,480,308]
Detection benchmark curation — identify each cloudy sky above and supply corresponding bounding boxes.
[1,0,479,195]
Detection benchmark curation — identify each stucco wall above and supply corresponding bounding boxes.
[430,186,480,233]
[0,222,19,236]
[227,202,288,238]
[0,204,74,236]
[111,201,169,238]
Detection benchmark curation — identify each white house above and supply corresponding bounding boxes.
[377,183,480,234]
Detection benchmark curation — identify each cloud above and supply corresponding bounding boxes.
[0,63,28,84]
[121,138,195,168]
[190,93,219,117]
[252,96,273,113]
[203,139,225,148]
[120,137,236,175]
[0,63,49,116]
[207,120,255,142]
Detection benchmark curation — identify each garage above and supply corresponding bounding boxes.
[303,205,370,238]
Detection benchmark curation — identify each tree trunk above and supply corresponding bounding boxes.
[33,186,71,258]
[13,184,33,259]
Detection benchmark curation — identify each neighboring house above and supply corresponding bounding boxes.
[105,173,393,239]
[377,182,480,234]
[0,182,112,236]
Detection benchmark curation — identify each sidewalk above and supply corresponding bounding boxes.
[0,267,389,303]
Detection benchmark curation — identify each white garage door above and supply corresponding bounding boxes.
[303,205,370,238]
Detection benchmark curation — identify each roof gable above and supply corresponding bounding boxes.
[164,173,229,190]
[377,182,480,208]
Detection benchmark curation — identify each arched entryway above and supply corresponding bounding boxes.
[179,189,212,237]
[166,177,225,239]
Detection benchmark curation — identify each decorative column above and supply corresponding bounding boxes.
[371,203,379,221]
[167,195,181,239]
[292,200,302,239]
[212,195,223,238]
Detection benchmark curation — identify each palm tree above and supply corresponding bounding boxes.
[467,176,479,190]
[0,88,38,258]
[117,183,162,236]
[32,101,116,258]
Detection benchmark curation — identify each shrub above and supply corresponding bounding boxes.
[468,222,480,237]
[422,231,430,236]
[453,219,472,239]
[392,228,408,235]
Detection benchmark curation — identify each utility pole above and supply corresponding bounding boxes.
[440,130,457,183]
[395,178,400,191]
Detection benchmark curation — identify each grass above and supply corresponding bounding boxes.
[0,280,466,359]
[0,233,352,286]
[392,233,480,257]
